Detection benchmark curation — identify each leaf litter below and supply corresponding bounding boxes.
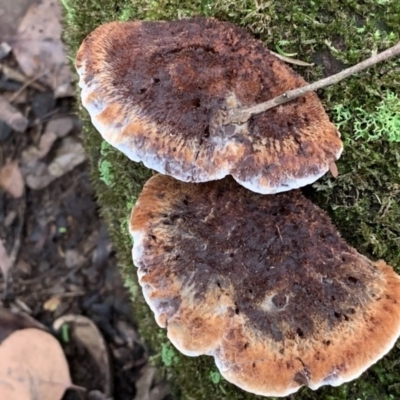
[0,95,28,132]
[0,0,162,398]
[53,314,112,397]
[0,328,72,400]
[11,0,73,98]
[0,306,47,344]
[0,160,24,198]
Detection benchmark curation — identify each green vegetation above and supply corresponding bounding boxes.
[99,160,114,186]
[161,342,180,367]
[63,0,400,399]
[333,91,400,143]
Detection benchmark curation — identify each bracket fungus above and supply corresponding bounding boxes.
[130,174,400,397]
[76,18,343,194]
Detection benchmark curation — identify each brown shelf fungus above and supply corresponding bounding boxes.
[76,18,343,194]
[130,174,400,397]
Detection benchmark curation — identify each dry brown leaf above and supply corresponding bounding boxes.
[22,131,58,163]
[0,160,24,198]
[53,314,112,396]
[0,328,72,400]
[0,307,47,344]
[12,0,73,98]
[46,117,74,138]
[47,137,87,178]
[134,365,170,400]
[0,95,29,132]
[23,137,87,190]
[23,160,53,190]
[65,249,86,268]
[87,390,112,400]
[43,296,61,312]
[134,365,156,400]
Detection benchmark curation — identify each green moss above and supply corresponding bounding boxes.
[161,342,180,367]
[99,160,114,186]
[63,0,400,399]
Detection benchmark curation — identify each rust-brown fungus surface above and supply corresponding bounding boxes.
[76,18,343,194]
[130,174,400,397]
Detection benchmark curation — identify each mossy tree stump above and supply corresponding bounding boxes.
[63,0,400,398]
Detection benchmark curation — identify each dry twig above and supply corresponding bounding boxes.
[223,41,400,125]
[0,64,46,91]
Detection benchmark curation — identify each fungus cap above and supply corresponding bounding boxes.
[76,18,343,194]
[130,174,400,397]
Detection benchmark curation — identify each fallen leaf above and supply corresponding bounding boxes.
[116,320,141,349]
[0,328,71,400]
[23,137,87,190]
[134,365,156,400]
[43,296,61,312]
[12,0,73,97]
[0,160,25,198]
[88,390,112,400]
[16,259,31,275]
[23,160,53,190]
[0,42,11,60]
[47,137,87,178]
[65,249,86,268]
[0,95,28,132]
[46,117,74,138]
[22,131,58,163]
[0,307,47,344]
[53,314,112,396]
[134,365,170,400]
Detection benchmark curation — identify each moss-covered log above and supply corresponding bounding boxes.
[62,0,400,399]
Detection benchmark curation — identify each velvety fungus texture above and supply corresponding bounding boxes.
[130,174,400,397]
[76,18,342,194]
[65,1,400,398]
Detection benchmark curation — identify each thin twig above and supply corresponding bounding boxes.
[0,64,47,91]
[9,72,46,103]
[223,41,400,125]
